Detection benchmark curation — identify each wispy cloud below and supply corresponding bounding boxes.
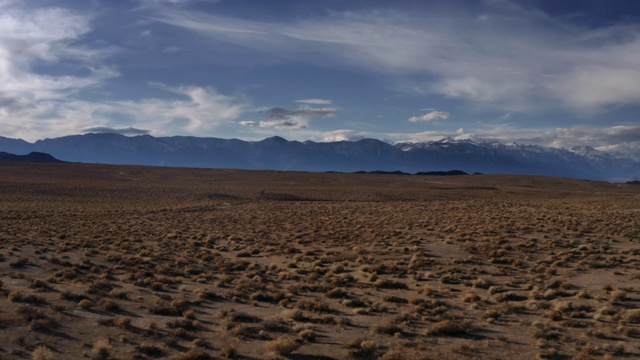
[82,126,150,136]
[295,99,332,105]
[408,111,450,123]
[147,2,640,113]
[240,106,338,129]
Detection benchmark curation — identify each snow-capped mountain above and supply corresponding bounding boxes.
[0,133,638,181]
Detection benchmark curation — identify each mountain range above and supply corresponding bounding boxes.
[0,133,638,181]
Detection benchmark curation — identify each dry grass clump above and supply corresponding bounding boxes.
[266,336,301,355]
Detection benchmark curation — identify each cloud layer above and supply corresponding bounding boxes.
[150,2,640,113]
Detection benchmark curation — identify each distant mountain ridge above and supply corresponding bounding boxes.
[0,151,65,163]
[0,133,638,181]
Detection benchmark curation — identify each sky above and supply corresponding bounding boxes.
[2,0,640,155]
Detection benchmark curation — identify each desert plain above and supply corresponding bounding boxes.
[0,162,639,360]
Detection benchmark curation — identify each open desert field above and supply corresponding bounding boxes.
[0,162,639,360]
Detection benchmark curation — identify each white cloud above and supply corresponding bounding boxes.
[0,4,117,99]
[408,111,450,123]
[295,99,333,105]
[3,83,246,141]
[0,2,120,140]
[148,2,640,112]
[321,130,365,142]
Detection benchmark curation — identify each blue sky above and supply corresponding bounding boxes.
[2,0,640,155]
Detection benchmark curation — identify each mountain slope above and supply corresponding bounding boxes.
[0,133,638,180]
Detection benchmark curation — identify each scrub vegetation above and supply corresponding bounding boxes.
[0,162,639,359]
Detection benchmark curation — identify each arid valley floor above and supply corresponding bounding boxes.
[0,162,639,360]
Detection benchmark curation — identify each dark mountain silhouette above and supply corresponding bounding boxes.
[0,151,66,163]
[415,170,468,176]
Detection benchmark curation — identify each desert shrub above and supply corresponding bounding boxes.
[29,279,50,290]
[78,299,94,309]
[60,290,91,302]
[610,290,628,304]
[348,339,379,359]
[494,292,523,302]
[463,292,481,303]
[625,309,640,323]
[326,288,349,299]
[298,329,316,342]
[99,316,132,329]
[30,318,56,332]
[472,278,493,289]
[87,280,114,295]
[98,299,119,311]
[8,290,43,304]
[250,291,286,303]
[383,295,408,304]
[220,344,238,359]
[137,342,164,356]
[194,288,220,301]
[32,346,54,360]
[266,336,300,355]
[261,318,291,332]
[344,299,367,308]
[373,279,408,289]
[379,349,427,360]
[372,320,403,335]
[17,305,45,321]
[173,349,215,360]
[91,339,111,360]
[296,299,332,313]
[426,320,473,336]
[232,324,263,338]
[226,311,262,323]
[149,301,182,316]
